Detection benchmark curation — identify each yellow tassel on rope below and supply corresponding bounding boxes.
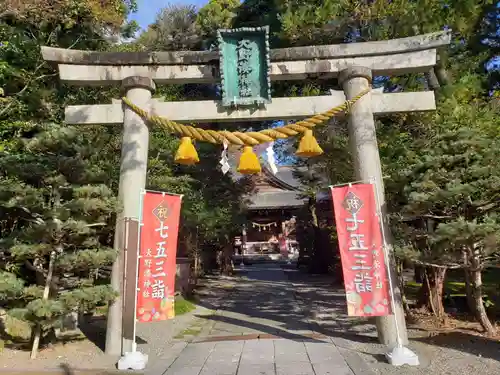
[237,146,261,175]
[175,137,199,165]
[296,129,324,157]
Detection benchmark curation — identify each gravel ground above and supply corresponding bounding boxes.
[0,274,235,372]
[286,269,500,375]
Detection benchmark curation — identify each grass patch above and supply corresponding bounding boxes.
[405,280,471,300]
[405,281,421,299]
[94,295,196,317]
[174,327,202,339]
[93,296,196,318]
[175,296,197,316]
[95,304,108,316]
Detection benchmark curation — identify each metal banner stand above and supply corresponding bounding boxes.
[370,177,419,366]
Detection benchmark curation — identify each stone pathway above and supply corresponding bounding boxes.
[139,263,500,375]
[156,264,373,375]
[288,270,500,375]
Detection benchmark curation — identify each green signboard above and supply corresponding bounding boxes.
[217,26,271,108]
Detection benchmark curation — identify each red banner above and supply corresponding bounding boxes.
[331,184,391,317]
[136,191,182,322]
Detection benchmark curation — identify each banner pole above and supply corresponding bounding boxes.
[143,189,184,196]
[328,179,370,188]
[369,177,419,366]
[132,189,146,353]
[369,177,403,347]
[329,175,391,189]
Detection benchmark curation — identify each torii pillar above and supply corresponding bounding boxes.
[339,66,409,347]
[106,76,156,356]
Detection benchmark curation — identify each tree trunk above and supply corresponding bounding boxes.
[463,250,476,314]
[396,260,410,314]
[417,266,446,318]
[414,265,424,283]
[425,70,440,90]
[193,251,200,281]
[221,243,234,276]
[308,200,330,274]
[434,60,450,87]
[469,253,496,336]
[31,250,56,359]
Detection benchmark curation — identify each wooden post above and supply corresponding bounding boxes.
[121,218,140,353]
[106,76,155,356]
[339,66,409,347]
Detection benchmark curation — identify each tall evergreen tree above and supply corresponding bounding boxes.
[0,124,118,357]
[0,0,137,357]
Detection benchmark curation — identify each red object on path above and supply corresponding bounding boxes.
[136,191,182,322]
[279,236,287,258]
[331,184,391,317]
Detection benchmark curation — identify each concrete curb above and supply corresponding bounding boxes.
[0,370,144,375]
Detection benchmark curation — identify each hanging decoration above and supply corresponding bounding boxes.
[175,137,199,165]
[121,88,370,175]
[238,146,262,174]
[266,142,278,175]
[219,141,230,174]
[251,221,278,232]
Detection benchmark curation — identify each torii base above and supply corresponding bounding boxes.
[386,346,419,366]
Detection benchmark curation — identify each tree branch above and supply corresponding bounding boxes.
[477,201,500,213]
[85,222,106,227]
[412,259,462,269]
[0,59,56,117]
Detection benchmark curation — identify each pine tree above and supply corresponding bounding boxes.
[0,124,118,357]
[391,84,500,333]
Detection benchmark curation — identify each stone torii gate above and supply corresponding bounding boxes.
[41,29,450,359]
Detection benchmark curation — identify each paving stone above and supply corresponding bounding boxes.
[237,363,276,375]
[276,362,314,375]
[243,339,275,351]
[274,340,309,363]
[239,350,275,365]
[145,361,173,375]
[200,362,239,375]
[163,365,204,375]
[239,340,275,365]
[313,362,355,375]
[160,265,380,375]
[206,341,244,364]
[145,343,187,375]
[212,340,245,353]
[171,342,216,366]
[305,342,346,364]
[337,347,376,375]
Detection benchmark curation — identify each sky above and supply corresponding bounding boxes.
[129,0,209,30]
[127,1,498,75]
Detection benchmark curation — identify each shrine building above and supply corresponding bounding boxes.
[228,155,329,256]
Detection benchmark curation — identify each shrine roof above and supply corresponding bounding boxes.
[228,154,301,187]
[227,152,307,210]
[247,191,308,210]
[270,166,303,189]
